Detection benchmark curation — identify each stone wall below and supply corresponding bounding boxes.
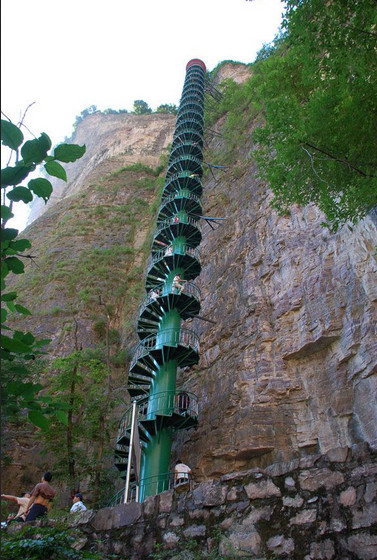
[14,445,377,559]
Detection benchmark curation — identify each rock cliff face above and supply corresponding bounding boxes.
[185,159,376,477]
[27,112,175,225]
[3,63,376,493]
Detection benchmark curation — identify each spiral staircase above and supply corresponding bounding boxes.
[114,59,207,501]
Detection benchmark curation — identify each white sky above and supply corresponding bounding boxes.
[1,0,285,229]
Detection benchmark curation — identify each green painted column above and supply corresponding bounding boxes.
[156,308,180,348]
[172,235,187,254]
[139,426,172,501]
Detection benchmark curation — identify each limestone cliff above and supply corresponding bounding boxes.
[27,112,175,225]
[3,63,376,495]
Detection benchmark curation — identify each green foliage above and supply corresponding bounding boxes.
[42,348,121,503]
[156,104,177,114]
[1,524,122,559]
[72,105,98,132]
[10,158,163,322]
[251,0,377,230]
[151,531,237,560]
[132,99,152,114]
[1,118,86,429]
[204,77,257,167]
[101,108,128,115]
[110,162,161,178]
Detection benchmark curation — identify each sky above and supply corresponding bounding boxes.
[1,0,285,229]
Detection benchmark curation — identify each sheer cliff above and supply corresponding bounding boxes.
[3,63,376,493]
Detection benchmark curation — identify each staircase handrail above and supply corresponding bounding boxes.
[147,245,200,267]
[117,390,198,442]
[159,190,200,207]
[130,327,200,370]
[139,281,201,316]
[153,215,202,241]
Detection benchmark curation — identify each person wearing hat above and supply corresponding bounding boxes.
[70,493,87,513]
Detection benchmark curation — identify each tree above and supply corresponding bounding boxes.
[102,108,128,115]
[252,0,377,230]
[132,100,152,115]
[40,297,121,505]
[72,105,98,131]
[42,344,120,504]
[1,117,86,430]
[156,104,177,114]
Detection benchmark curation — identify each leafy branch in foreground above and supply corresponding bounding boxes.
[251,0,377,231]
[1,118,86,430]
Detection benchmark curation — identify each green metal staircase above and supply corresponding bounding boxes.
[114,59,207,501]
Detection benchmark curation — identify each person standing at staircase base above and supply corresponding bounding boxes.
[174,460,192,485]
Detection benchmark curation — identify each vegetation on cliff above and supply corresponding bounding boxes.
[2,155,166,501]
[71,101,177,137]
[207,0,377,231]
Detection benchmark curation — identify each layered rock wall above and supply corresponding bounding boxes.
[27,112,175,225]
[174,64,377,475]
[12,446,377,560]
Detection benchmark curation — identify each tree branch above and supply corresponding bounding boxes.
[299,141,375,177]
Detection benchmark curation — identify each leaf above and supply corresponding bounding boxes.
[14,330,35,345]
[14,303,32,315]
[28,410,50,431]
[1,228,18,241]
[21,133,52,164]
[9,238,32,252]
[1,164,33,187]
[55,410,69,426]
[1,291,17,302]
[7,364,29,375]
[28,178,53,202]
[35,338,51,347]
[7,381,41,397]
[4,256,24,274]
[1,334,32,353]
[1,120,24,150]
[44,160,67,181]
[6,300,16,312]
[1,205,14,221]
[1,261,8,279]
[53,143,86,162]
[1,308,7,323]
[6,186,33,203]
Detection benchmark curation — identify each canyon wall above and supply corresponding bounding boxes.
[2,63,376,499]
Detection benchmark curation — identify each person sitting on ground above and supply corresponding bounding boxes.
[1,491,31,522]
[70,493,87,514]
[172,274,185,295]
[25,471,56,521]
[174,460,192,486]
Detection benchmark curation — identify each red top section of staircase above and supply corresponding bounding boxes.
[186,59,206,72]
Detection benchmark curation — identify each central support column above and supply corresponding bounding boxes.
[139,426,173,500]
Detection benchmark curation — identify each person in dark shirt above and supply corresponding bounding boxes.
[25,472,56,521]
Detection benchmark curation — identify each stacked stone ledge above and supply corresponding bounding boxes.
[15,445,377,559]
